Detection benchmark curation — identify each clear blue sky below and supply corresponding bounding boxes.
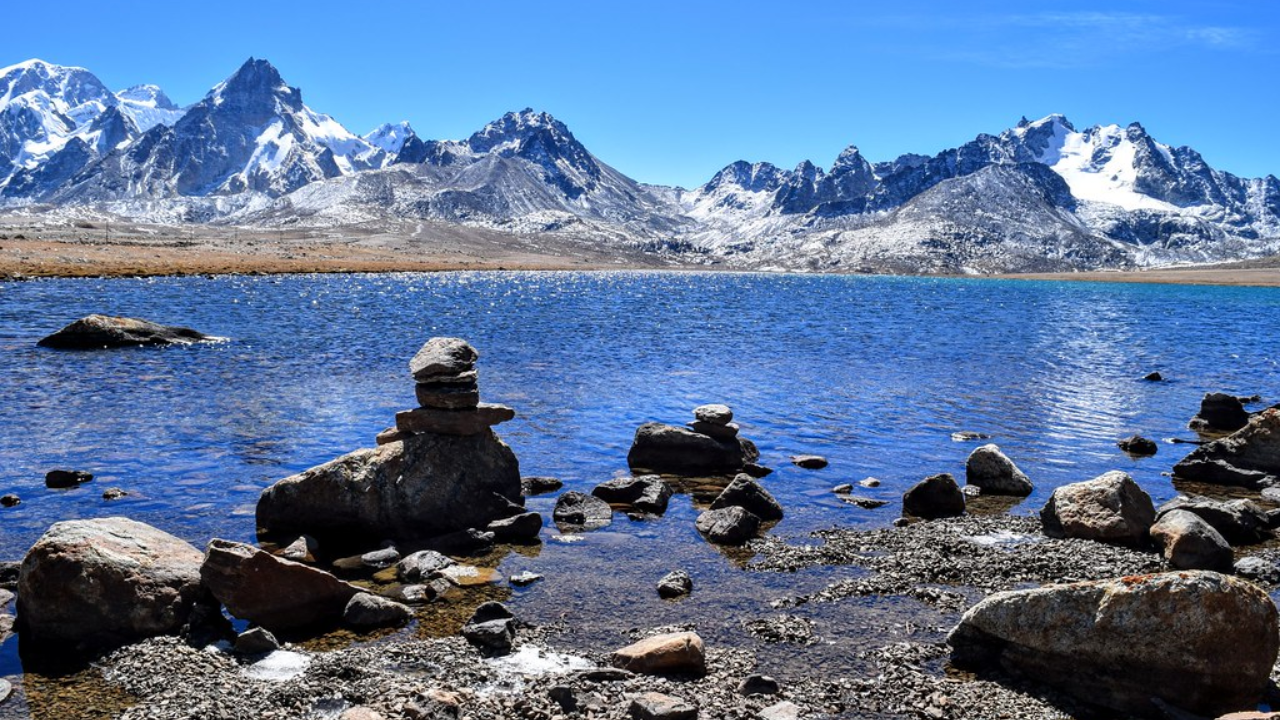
[6,0,1276,188]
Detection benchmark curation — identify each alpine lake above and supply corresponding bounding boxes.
[1,270,1279,718]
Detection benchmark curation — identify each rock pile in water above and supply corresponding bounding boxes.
[257,337,526,547]
[38,314,213,349]
[628,404,759,476]
[1174,408,1280,489]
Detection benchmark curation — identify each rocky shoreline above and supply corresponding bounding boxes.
[6,337,1280,719]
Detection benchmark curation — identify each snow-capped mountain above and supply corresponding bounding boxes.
[2,55,1278,273]
[32,58,391,205]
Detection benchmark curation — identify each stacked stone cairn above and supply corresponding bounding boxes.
[627,403,762,477]
[389,337,516,439]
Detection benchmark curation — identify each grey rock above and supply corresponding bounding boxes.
[1143,371,1164,382]
[628,692,696,720]
[549,685,580,712]
[951,431,992,442]
[964,444,1032,496]
[1150,510,1233,572]
[461,601,515,653]
[657,570,693,599]
[360,546,401,569]
[18,517,207,653]
[841,495,888,509]
[0,589,12,606]
[553,491,613,530]
[278,535,319,563]
[693,404,733,425]
[200,539,361,632]
[1188,392,1251,433]
[257,429,521,545]
[38,314,211,349]
[233,627,279,655]
[1,494,20,507]
[695,506,761,545]
[1118,435,1158,456]
[738,674,780,696]
[344,593,412,628]
[394,403,516,436]
[101,487,128,500]
[409,337,478,381]
[44,469,92,488]
[1040,470,1154,546]
[686,420,739,441]
[948,571,1278,717]
[415,369,479,386]
[790,455,828,470]
[709,474,783,521]
[0,614,11,643]
[520,476,563,495]
[831,483,853,494]
[902,473,966,520]
[486,512,543,542]
[860,477,881,488]
[414,383,480,410]
[757,701,801,720]
[591,476,673,515]
[1234,557,1280,584]
[1156,496,1271,545]
[397,550,456,582]
[627,422,757,476]
[426,528,495,557]
[742,463,773,478]
[1174,409,1280,489]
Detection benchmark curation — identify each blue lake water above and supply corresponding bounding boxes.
[1,271,1278,708]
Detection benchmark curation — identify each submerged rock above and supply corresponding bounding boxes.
[553,491,613,530]
[1117,435,1158,456]
[964,444,1032,496]
[38,314,212,349]
[486,511,543,542]
[1188,392,1251,433]
[656,570,693,599]
[1173,409,1280,489]
[521,476,563,495]
[44,469,93,489]
[947,571,1279,717]
[627,422,758,476]
[902,473,965,520]
[200,539,361,632]
[591,476,673,515]
[17,517,207,654]
[1040,471,1154,546]
[709,474,783,521]
[790,455,828,470]
[610,631,706,677]
[695,506,761,545]
[257,430,522,546]
[397,550,455,582]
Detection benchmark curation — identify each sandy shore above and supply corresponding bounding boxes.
[1005,265,1280,288]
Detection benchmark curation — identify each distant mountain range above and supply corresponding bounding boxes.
[2,57,1278,273]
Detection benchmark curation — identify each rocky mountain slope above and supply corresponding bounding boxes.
[1,57,1277,273]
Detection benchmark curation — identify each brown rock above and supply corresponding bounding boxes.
[414,383,480,410]
[611,631,706,676]
[948,571,1279,717]
[17,517,207,653]
[200,539,361,632]
[1040,470,1154,546]
[686,421,739,441]
[628,691,697,720]
[1174,409,1280,489]
[375,426,412,445]
[395,403,516,436]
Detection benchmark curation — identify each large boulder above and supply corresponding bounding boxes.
[553,491,614,530]
[1174,409,1280,489]
[17,517,206,653]
[1189,392,1251,433]
[964,445,1032,496]
[38,314,211,349]
[709,474,783,521]
[902,473,965,520]
[627,423,758,476]
[257,430,521,546]
[1149,510,1233,572]
[948,571,1279,717]
[1156,496,1271,545]
[200,539,361,632]
[1040,471,1154,546]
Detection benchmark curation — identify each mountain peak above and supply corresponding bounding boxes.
[468,108,573,153]
[364,121,414,154]
[116,84,178,111]
[208,58,297,109]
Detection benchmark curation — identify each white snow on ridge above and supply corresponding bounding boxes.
[1049,125,1178,212]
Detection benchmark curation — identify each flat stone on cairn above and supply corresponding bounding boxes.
[393,337,515,437]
